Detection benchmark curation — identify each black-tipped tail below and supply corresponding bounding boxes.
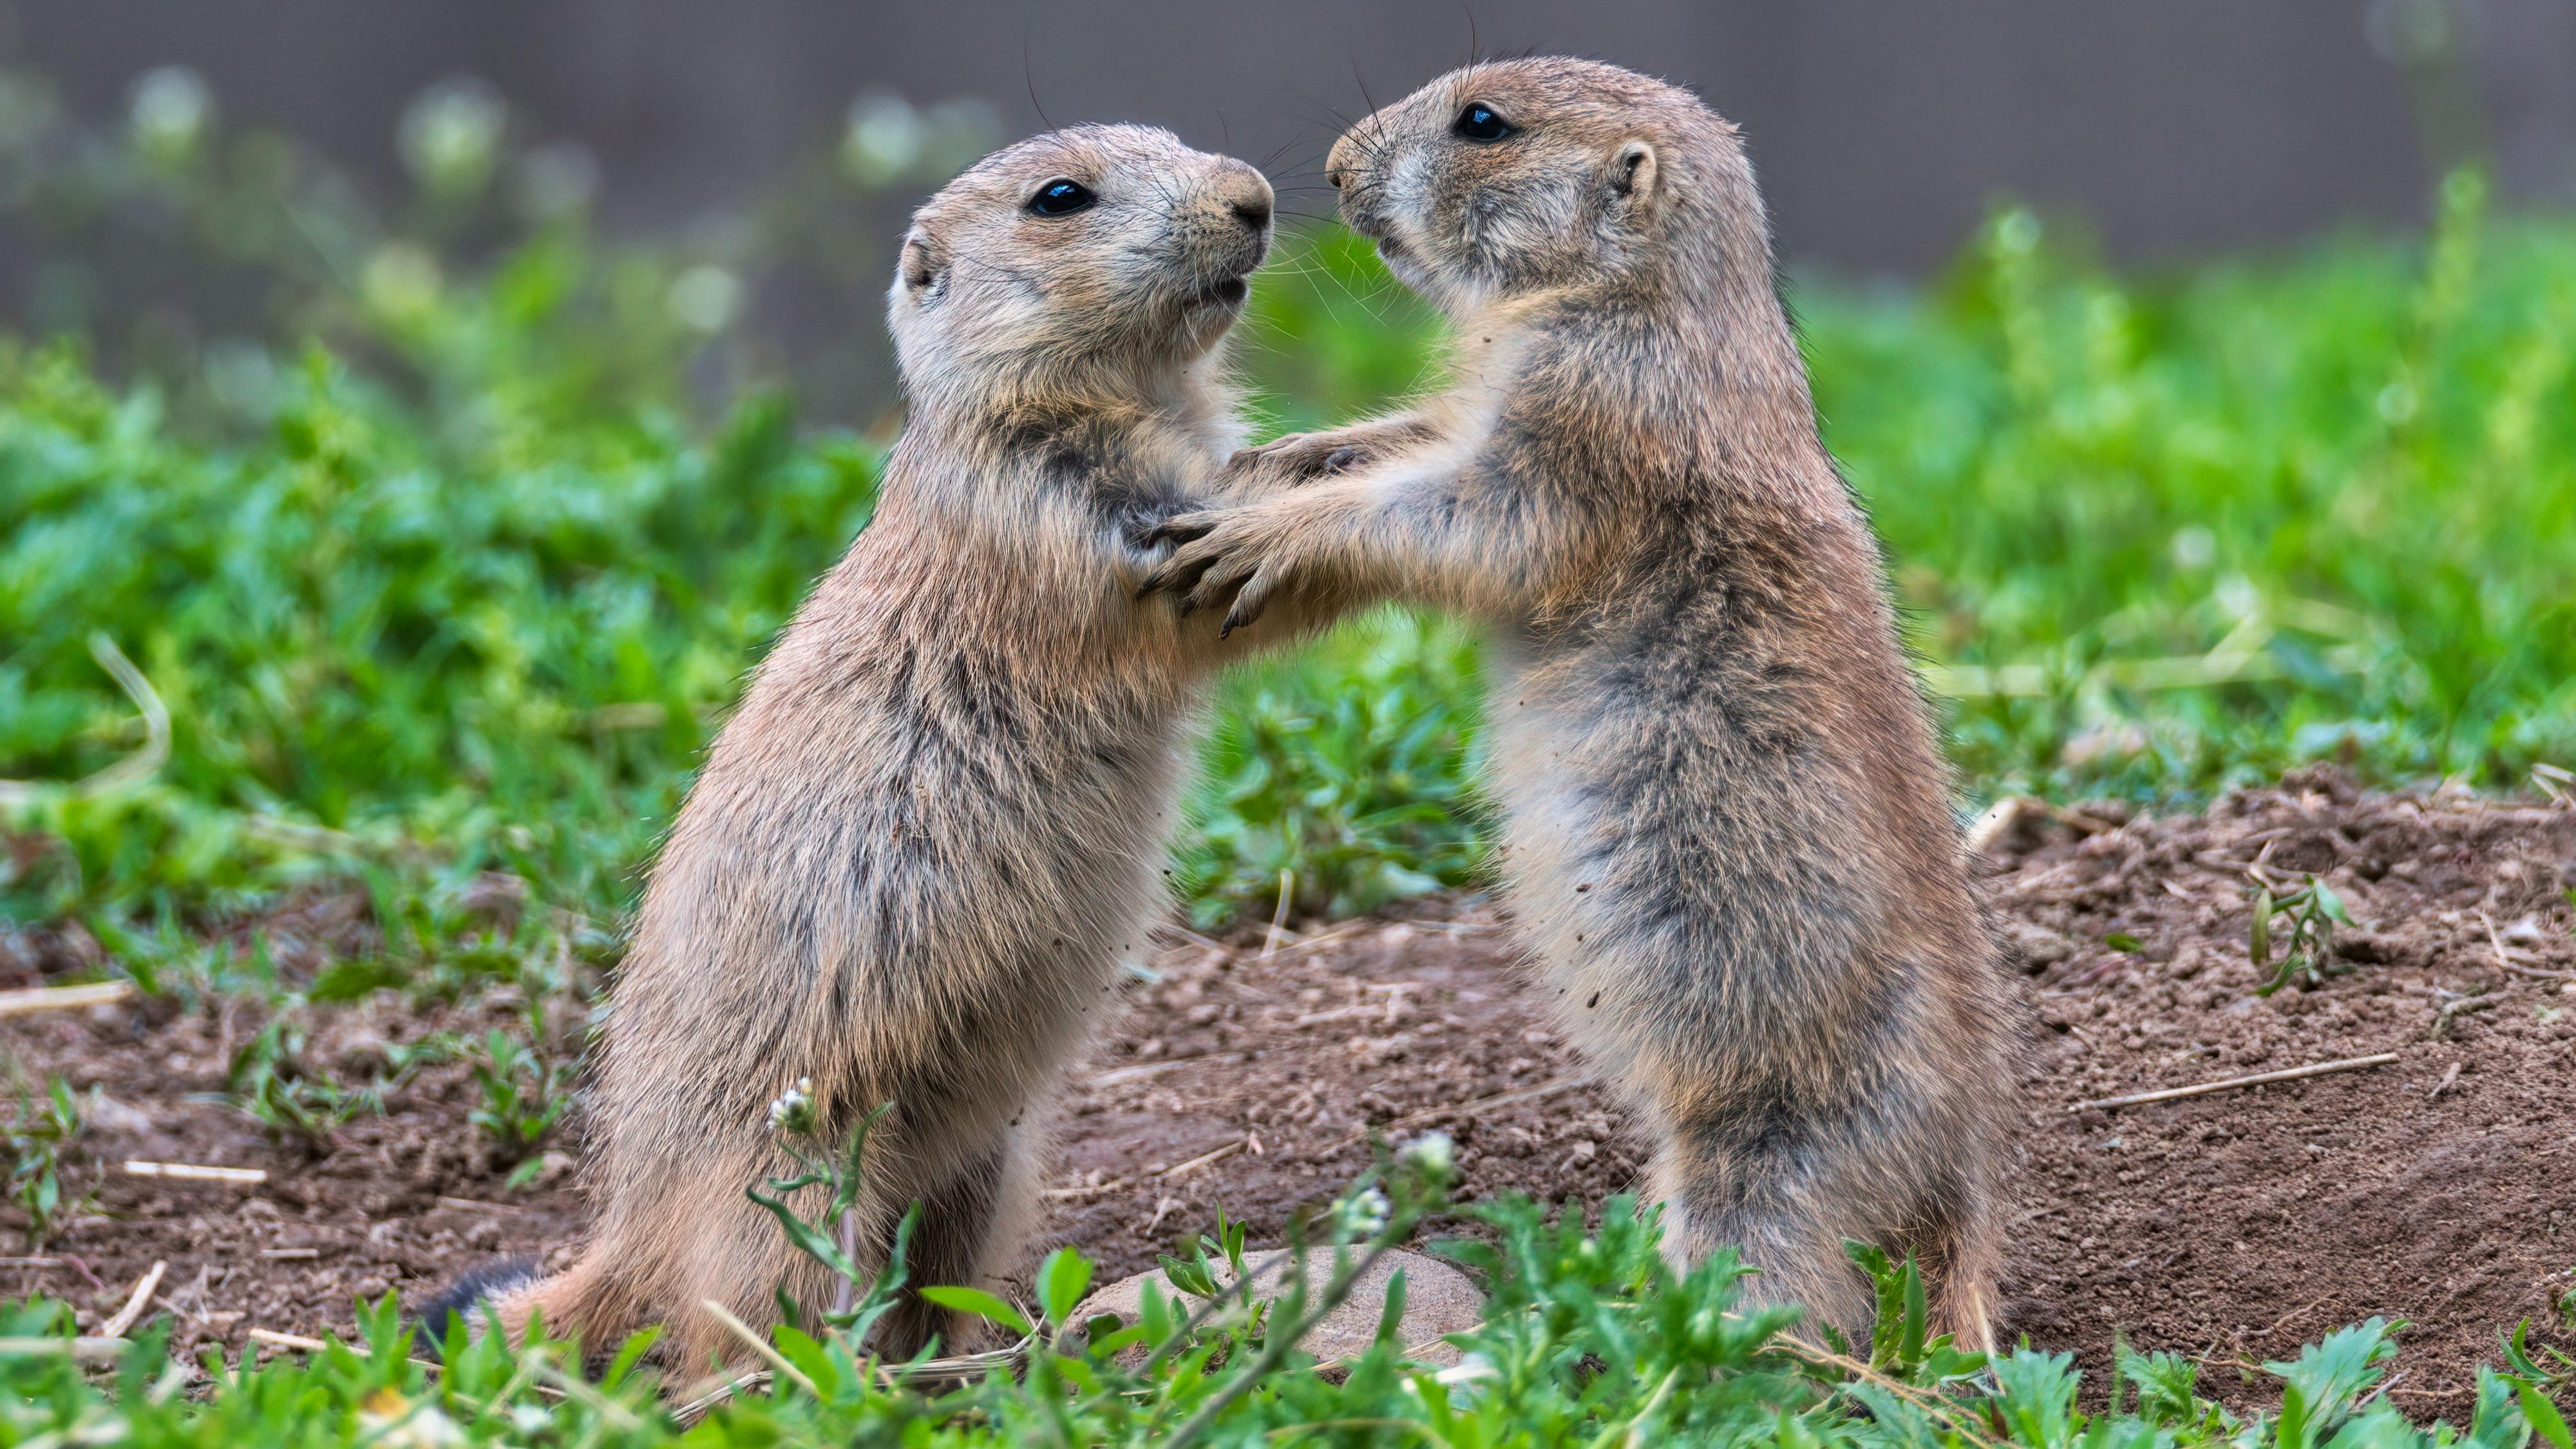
[410,1257,542,1361]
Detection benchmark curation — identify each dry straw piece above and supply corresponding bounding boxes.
[2070,1051,2400,1112]
[122,1161,267,1184]
[97,1260,166,1340]
[0,981,134,1019]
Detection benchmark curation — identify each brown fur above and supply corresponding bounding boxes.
[1142,60,2016,1346]
[464,125,1321,1373]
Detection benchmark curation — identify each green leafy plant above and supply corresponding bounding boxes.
[4,1076,87,1250]
[2500,1316,2576,1447]
[464,1029,572,1177]
[743,1084,920,1346]
[225,1016,379,1150]
[2251,875,2356,995]
[1835,1241,1989,1387]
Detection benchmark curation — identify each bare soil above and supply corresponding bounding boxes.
[6,769,2572,1416]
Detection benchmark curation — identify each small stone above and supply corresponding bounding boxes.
[82,1092,154,1135]
[1075,1247,1480,1367]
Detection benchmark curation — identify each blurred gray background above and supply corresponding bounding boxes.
[5,0,2570,408]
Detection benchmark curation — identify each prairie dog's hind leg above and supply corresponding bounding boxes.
[869,1114,1048,1359]
[1912,1206,2002,1354]
[1652,1130,1875,1340]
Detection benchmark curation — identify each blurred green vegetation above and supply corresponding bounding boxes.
[1814,173,2573,802]
[0,69,2569,978]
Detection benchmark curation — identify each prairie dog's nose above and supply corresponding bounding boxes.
[1325,131,1356,191]
[1216,162,1274,232]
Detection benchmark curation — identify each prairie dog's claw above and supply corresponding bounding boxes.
[1141,516,1214,549]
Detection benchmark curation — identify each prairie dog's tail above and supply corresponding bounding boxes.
[411,1258,542,1361]
[411,1255,642,1363]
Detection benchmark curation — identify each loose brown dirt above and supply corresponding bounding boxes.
[6,769,2571,1415]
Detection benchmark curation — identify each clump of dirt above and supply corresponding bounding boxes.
[6,770,2571,1417]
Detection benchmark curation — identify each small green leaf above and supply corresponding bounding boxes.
[1899,1253,1929,1368]
[2104,932,2143,952]
[1052,1353,1103,1393]
[1139,1278,1173,1343]
[1036,1247,1093,1327]
[308,958,405,1003]
[2521,1382,2575,1449]
[1376,1268,1410,1345]
[1157,1249,1220,1301]
[2251,888,2275,966]
[1774,1406,1826,1449]
[2311,879,2353,925]
[772,1325,842,1397]
[2279,1381,2315,1449]
[600,1325,662,1389]
[744,1184,859,1281]
[919,1285,1031,1336]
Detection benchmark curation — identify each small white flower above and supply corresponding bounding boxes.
[766,1077,816,1136]
[400,77,506,198]
[1336,1185,1391,1239]
[1399,1130,1455,1178]
[129,67,213,168]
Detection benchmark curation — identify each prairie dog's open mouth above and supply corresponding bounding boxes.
[1191,276,1251,308]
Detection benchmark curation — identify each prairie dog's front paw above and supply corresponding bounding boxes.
[1223,433,1371,493]
[1133,503,1302,637]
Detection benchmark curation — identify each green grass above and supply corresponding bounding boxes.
[5,1150,2572,1445]
[1810,174,2573,799]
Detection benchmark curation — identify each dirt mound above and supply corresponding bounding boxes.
[6,771,2571,1414]
[1982,768,2575,1411]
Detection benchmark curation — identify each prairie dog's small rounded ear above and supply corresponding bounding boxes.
[898,227,945,295]
[1611,140,1659,207]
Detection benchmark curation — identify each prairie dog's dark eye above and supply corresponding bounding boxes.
[1452,103,1515,143]
[1028,179,1096,217]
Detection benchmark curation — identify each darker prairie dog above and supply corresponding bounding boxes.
[426,125,1309,1372]
[1142,60,2015,1345]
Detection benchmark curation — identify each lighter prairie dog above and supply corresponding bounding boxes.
[1143,60,2016,1345]
[424,125,1323,1372]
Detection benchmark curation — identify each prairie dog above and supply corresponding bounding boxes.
[428,125,1305,1371]
[1142,60,2014,1344]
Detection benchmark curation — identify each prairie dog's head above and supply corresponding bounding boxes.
[889,125,1273,412]
[1326,59,1756,314]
